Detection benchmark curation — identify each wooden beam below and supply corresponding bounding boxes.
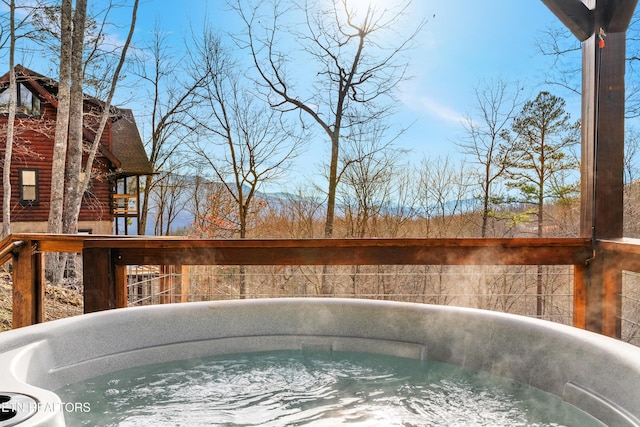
[595,238,640,272]
[82,238,592,267]
[0,238,24,265]
[578,243,624,337]
[598,237,640,253]
[541,0,594,41]
[605,0,639,32]
[8,233,139,253]
[542,0,638,40]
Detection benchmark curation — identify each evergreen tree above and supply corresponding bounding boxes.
[504,91,579,238]
[503,91,579,318]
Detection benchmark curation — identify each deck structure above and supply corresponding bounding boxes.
[2,0,640,338]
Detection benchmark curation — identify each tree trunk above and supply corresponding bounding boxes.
[536,192,545,317]
[46,0,73,284]
[47,0,72,236]
[536,264,544,318]
[324,133,340,238]
[320,133,340,296]
[239,265,247,299]
[2,2,16,238]
[139,174,153,235]
[62,0,87,236]
[65,0,138,233]
[481,169,491,238]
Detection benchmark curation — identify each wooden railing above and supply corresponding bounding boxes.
[3,233,640,338]
[4,233,115,327]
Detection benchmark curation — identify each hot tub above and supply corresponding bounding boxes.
[1,298,640,426]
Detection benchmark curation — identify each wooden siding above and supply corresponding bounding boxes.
[0,101,115,225]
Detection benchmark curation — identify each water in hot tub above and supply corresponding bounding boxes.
[56,350,603,426]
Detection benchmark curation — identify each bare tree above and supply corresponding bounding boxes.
[376,166,419,238]
[262,185,324,239]
[337,123,409,299]
[60,0,87,235]
[338,122,407,238]
[133,20,207,235]
[456,78,525,237]
[62,1,145,236]
[188,28,302,240]
[625,127,640,185]
[17,0,138,237]
[535,24,581,98]
[231,0,423,238]
[2,0,17,238]
[188,27,303,297]
[624,128,640,237]
[537,11,640,118]
[39,0,137,282]
[150,170,190,236]
[418,155,474,238]
[188,176,239,239]
[28,1,134,95]
[46,0,73,238]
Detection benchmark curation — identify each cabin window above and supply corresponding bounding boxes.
[19,168,39,205]
[0,83,41,116]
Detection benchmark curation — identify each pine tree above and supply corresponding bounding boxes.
[504,91,579,238]
[503,91,580,318]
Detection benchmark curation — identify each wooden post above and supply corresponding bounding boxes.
[584,256,604,332]
[580,28,626,337]
[115,264,128,308]
[602,254,623,338]
[581,23,629,336]
[12,240,44,328]
[581,31,625,240]
[573,264,587,329]
[544,0,637,336]
[174,265,189,303]
[83,247,116,313]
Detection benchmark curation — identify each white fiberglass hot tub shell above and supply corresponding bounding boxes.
[1,298,640,426]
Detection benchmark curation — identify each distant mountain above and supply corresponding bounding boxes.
[142,174,481,235]
[144,175,325,235]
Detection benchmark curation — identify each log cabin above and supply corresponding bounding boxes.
[0,65,153,235]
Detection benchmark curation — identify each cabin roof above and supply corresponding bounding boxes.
[112,109,154,176]
[0,65,153,177]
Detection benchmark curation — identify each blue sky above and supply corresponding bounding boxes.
[394,1,574,153]
[126,1,579,190]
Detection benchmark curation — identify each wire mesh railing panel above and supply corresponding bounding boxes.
[0,270,12,331]
[126,264,575,325]
[622,271,640,346]
[43,283,83,322]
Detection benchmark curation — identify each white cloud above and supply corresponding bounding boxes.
[400,89,466,126]
[418,96,466,124]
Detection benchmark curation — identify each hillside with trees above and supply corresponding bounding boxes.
[2,1,640,336]
[4,0,639,242]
